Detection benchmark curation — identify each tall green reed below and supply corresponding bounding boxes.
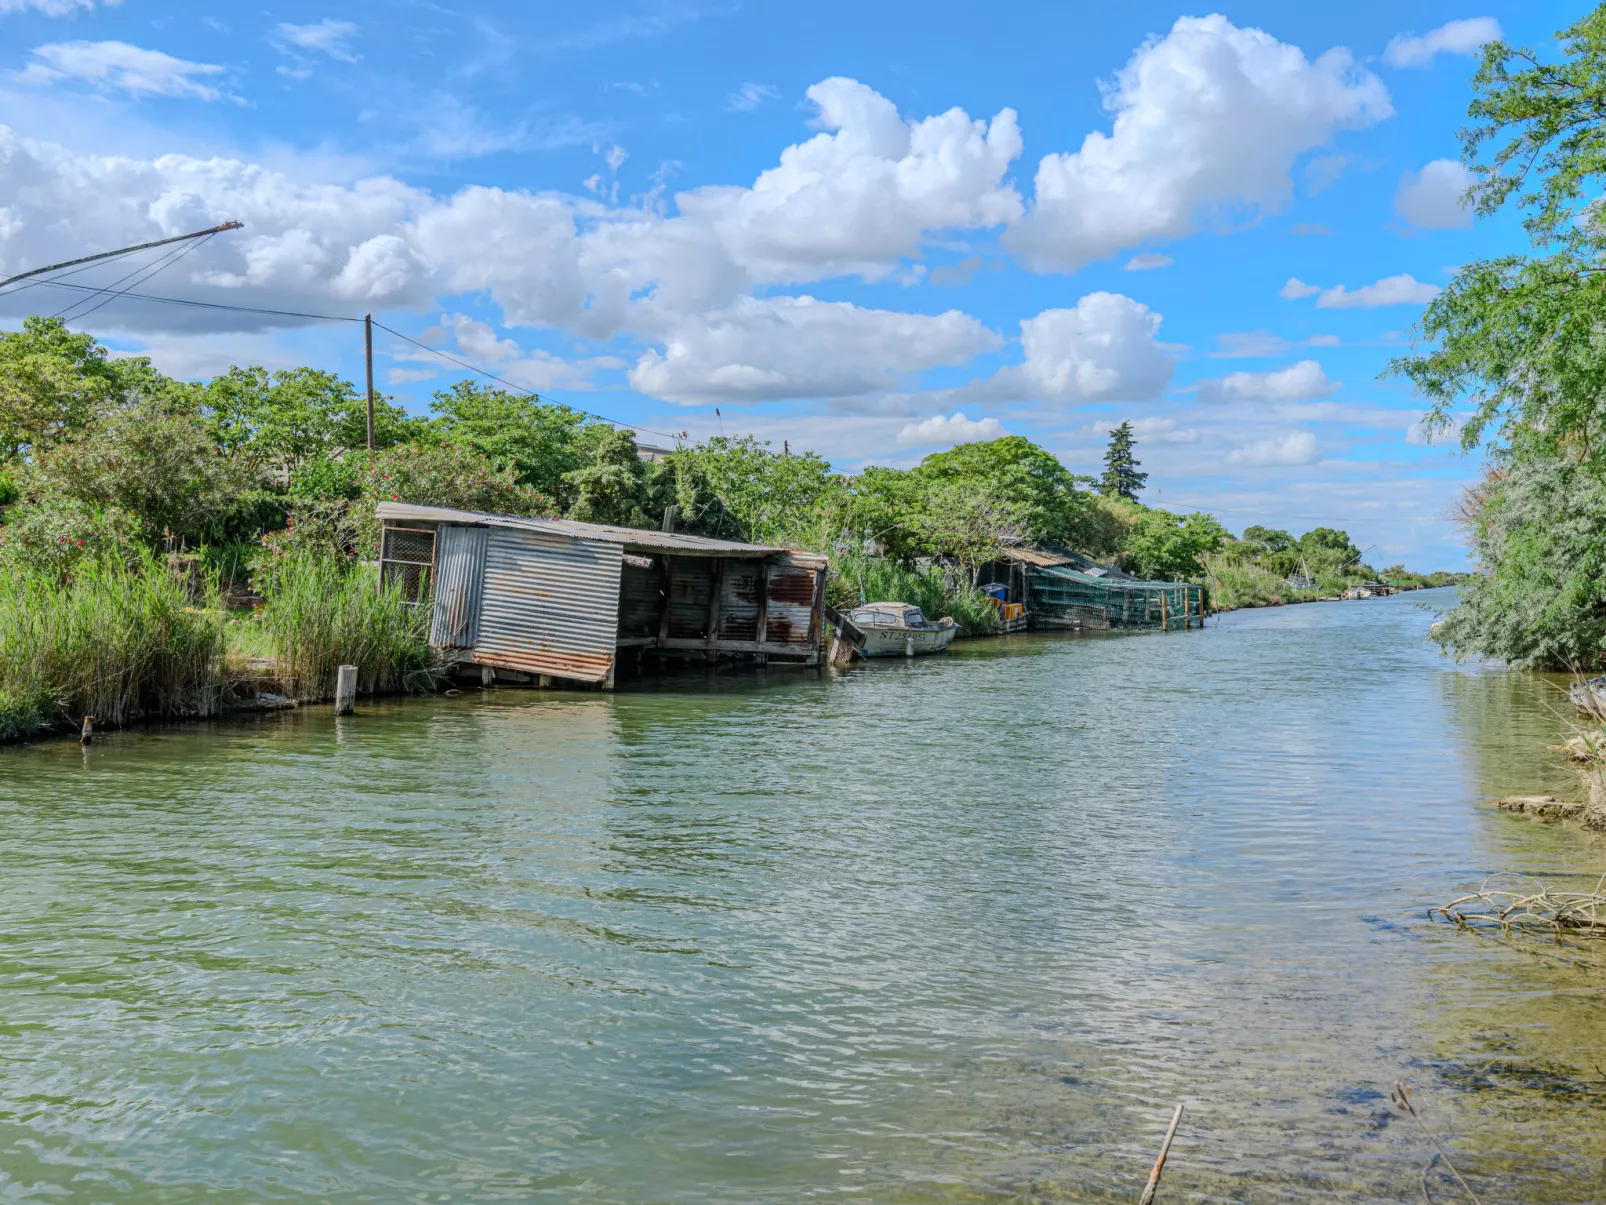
[0,550,226,741]
[256,551,434,700]
[828,548,1000,635]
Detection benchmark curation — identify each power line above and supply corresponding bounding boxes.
[16,277,360,323]
[54,234,218,324]
[10,276,683,443]
[371,320,684,443]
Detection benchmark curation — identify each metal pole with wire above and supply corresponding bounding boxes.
[0,221,243,292]
[364,313,375,451]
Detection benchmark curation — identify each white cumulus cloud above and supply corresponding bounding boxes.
[1004,14,1391,273]
[680,76,1023,283]
[1226,431,1319,466]
[1123,252,1173,271]
[1279,277,1320,299]
[1384,18,1501,68]
[896,411,1006,448]
[1394,158,1474,229]
[1196,359,1336,402]
[628,295,1000,404]
[17,40,227,100]
[961,292,1175,405]
[1315,273,1440,308]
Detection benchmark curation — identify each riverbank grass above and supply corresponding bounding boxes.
[0,551,227,741]
[256,551,436,700]
[829,549,1000,635]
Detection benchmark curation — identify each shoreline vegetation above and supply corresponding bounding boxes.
[0,320,1460,746]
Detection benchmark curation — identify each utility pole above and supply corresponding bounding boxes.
[0,221,243,291]
[364,313,375,451]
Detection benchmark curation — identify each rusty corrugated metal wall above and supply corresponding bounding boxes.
[665,556,713,640]
[617,560,662,640]
[765,556,818,648]
[474,526,623,682]
[430,524,488,649]
[717,558,763,642]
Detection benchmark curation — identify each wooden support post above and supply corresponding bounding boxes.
[601,660,616,691]
[80,715,93,745]
[806,565,825,666]
[755,562,770,668]
[481,664,494,687]
[1160,590,1168,631]
[705,559,724,664]
[657,558,674,648]
[335,664,358,714]
[538,674,553,688]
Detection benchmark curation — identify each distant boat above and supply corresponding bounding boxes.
[844,602,958,657]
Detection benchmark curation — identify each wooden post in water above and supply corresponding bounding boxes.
[80,715,93,745]
[1160,590,1168,631]
[335,664,358,715]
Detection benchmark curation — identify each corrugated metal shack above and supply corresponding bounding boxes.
[978,547,1206,631]
[374,503,828,687]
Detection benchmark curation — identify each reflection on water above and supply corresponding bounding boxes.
[3,588,1606,1201]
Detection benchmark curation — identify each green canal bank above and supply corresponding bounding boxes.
[2,588,1604,1202]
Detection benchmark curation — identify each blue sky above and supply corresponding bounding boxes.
[0,2,1581,568]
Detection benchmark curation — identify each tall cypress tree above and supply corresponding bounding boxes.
[1100,420,1148,501]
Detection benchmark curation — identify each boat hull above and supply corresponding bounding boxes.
[858,624,957,658]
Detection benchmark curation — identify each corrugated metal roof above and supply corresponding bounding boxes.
[375,501,825,564]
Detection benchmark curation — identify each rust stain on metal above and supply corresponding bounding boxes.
[767,570,814,605]
[473,650,614,682]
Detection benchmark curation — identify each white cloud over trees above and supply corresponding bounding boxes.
[1196,360,1336,402]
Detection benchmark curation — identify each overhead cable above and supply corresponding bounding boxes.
[372,320,684,443]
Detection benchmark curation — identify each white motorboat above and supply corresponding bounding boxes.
[843,601,958,658]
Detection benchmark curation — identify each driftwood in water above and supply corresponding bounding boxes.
[1137,1102,1183,1205]
[1431,874,1606,936]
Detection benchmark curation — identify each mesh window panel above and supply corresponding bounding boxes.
[379,527,436,605]
[383,528,436,566]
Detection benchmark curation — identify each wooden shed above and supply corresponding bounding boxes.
[374,503,828,687]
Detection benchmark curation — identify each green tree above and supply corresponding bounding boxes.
[1390,11,1606,460]
[0,317,189,462]
[1099,421,1148,501]
[564,428,655,528]
[1124,510,1226,581]
[918,436,1091,546]
[26,400,259,546]
[1241,525,1294,553]
[429,381,596,503]
[665,435,841,545]
[1299,527,1361,570]
[202,366,423,471]
[1432,453,1606,667]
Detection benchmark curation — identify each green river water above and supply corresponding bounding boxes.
[4,588,1606,1202]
